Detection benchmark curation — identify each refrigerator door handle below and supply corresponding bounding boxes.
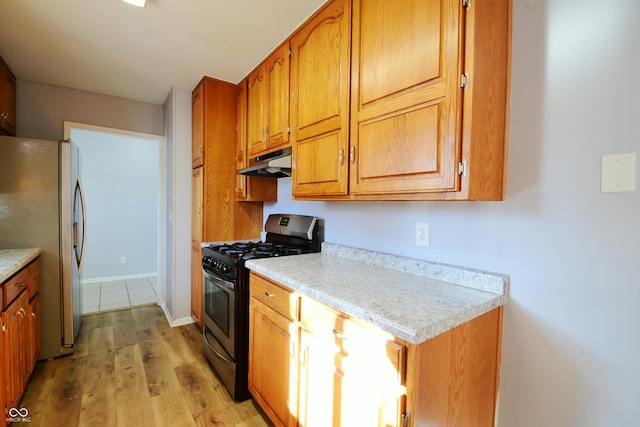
[73,176,87,272]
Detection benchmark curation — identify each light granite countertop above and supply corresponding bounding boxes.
[246,243,508,345]
[0,248,41,283]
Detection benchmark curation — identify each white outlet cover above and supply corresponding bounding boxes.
[601,153,636,193]
[416,223,430,246]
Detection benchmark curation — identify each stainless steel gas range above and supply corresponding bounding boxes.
[201,213,321,401]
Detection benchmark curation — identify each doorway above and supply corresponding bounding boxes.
[64,121,164,313]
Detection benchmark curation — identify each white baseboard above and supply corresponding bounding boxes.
[81,272,158,284]
[160,303,196,328]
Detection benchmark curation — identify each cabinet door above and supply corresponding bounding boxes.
[192,166,203,242]
[236,80,249,200]
[191,167,203,326]
[0,314,4,411]
[190,241,202,327]
[29,293,41,373]
[291,0,351,197]
[265,43,290,150]
[192,82,204,168]
[249,298,297,427]
[334,320,406,426]
[3,291,28,408]
[350,0,462,195]
[0,58,17,137]
[298,327,338,427]
[236,80,277,202]
[247,67,268,156]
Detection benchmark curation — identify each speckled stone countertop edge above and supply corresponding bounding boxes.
[249,260,507,344]
[321,242,508,294]
[0,248,42,283]
[246,243,508,344]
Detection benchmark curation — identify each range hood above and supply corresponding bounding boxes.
[238,147,292,178]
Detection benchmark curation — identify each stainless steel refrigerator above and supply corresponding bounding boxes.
[0,136,86,359]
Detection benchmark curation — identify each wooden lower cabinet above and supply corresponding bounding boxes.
[2,257,41,418]
[249,272,503,427]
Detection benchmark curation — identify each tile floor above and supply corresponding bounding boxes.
[81,276,158,314]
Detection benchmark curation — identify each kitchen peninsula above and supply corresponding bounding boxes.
[246,243,507,426]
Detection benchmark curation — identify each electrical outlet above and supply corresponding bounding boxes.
[415,223,429,246]
[120,256,126,264]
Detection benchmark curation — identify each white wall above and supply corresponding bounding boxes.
[162,88,193,325]
[264,0,640,425]
[72,127,160,281]
[17,80,164,140]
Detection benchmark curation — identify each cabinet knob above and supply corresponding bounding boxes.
[350,147,355,163]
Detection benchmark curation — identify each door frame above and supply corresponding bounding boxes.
[63,121,165,307]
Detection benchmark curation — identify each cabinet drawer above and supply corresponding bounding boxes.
[300,296,342,335]
[27,258,40,299]
[250,273,298,321]
[3,268,29,308]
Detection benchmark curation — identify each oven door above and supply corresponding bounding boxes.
[203,268,236,359]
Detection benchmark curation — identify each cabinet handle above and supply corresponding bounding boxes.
[332,329,350,340]
[16,281,26,289]
[264,291,275,298]
[198,145,203,155]
[338,148,344,165]
[31,312,36,319]
[350,146,355,163]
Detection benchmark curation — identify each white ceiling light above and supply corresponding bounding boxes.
[122,0,146,7]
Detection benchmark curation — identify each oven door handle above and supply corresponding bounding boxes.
[204,327,235,367]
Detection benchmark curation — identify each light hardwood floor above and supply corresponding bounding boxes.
[19,306,271,427]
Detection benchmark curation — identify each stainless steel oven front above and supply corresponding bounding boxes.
[203,268,235,358]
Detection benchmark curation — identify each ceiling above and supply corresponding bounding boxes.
[0,0,326,105]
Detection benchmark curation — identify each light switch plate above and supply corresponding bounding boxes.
[601,153,636,193]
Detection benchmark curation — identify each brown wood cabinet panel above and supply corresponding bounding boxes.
[190,76,264,325]
[27,258,40,300]
[407,307,503,427]
[247,43,291,158]
[289,0,510,201]
[235,79,277,202]
[3,291,29,408]
[190,240,202,327]
[2,258,40,417]
[191,166,203,326]
[251,274,298,321]
[2,268,28,308]
[291,0,351,197]
[28,292,40,373]
[265,44,290,150]
[247,69,268,156]
[191,83,204,168]
[349,0,461,196]
[249,273,502,427]
[0,56,17,137]
[249,298,297,427]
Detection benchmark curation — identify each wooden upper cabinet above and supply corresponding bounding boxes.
[291,0,351,197]
[247,43,290,157]
[236,79,277,202]
[290,0,510,201]
[349,0,461,196]
[0,56,17,136]
[191,82,204,168]
[236,80,249,200]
